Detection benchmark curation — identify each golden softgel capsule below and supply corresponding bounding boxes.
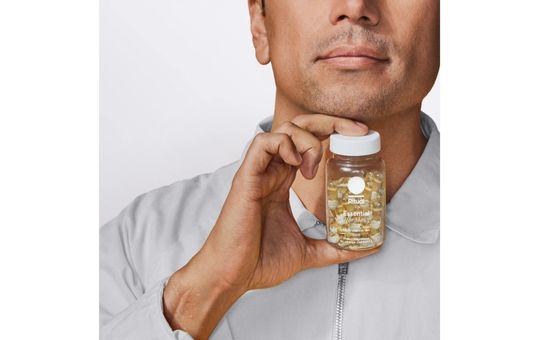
[326,131,386,251]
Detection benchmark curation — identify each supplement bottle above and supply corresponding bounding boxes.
[325,131,386,251]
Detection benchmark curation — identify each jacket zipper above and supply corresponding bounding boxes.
[334,262,349,340]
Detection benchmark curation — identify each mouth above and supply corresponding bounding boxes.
[316,45,389,69]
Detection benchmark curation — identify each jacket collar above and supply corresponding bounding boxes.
[385,113,440,243]
[241,112,440,244]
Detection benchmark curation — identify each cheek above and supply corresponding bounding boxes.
[269,34,303,96]
[410,6,439,91]
[387,1,439,91]
[267,16,315,95]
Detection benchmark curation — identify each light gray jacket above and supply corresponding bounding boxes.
[100,113,440,340]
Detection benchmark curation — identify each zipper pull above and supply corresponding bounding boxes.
[338,262,349,275]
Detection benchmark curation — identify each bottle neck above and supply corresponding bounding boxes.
[331,152,380,161]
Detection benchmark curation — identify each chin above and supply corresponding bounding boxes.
[301,80,403,120]
[325,109,390,122]
[306,94,398,122]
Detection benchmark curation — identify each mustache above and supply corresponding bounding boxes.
[315,27,390,58]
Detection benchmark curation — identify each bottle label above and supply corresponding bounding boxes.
[326,171,385,250]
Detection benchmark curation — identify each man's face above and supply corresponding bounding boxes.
[257,0,439,121]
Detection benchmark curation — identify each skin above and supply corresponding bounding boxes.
[163,1,439,338]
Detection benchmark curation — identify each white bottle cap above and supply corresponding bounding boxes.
[329,130,381,156]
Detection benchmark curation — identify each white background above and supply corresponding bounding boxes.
[100,0,440,225]
[2,1,539,339]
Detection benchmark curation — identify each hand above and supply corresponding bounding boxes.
[163,114,379,339]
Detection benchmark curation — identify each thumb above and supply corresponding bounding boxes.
[303,238,380,269]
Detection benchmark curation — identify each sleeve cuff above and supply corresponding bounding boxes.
[100,278,193,340]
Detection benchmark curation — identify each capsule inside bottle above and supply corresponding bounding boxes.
[325,131,386,251]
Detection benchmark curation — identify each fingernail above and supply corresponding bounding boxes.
[355,121,366,128]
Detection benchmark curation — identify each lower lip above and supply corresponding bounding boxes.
[318,56,386,69]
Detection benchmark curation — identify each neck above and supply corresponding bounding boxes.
[271,90,427,222]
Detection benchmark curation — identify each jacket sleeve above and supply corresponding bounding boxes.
[100,209,193,340]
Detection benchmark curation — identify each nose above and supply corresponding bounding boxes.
[329,0,380,26]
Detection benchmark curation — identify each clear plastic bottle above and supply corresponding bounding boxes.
[325,131,386,251]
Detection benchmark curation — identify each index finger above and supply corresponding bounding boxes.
[290,114,368,140]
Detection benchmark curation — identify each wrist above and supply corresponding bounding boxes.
[163,259,245,339]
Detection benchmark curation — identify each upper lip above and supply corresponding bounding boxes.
[317,44,389,61]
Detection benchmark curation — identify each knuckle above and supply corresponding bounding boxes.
[279,121,297,131]
[307,141,323,156]
[333,119,345,130]
[274,132,291,144]
[290,114,307,127]
[252,132,267,145]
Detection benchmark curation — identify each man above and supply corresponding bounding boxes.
[100,0,439,339]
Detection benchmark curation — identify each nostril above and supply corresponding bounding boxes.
[335,14,373,24]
